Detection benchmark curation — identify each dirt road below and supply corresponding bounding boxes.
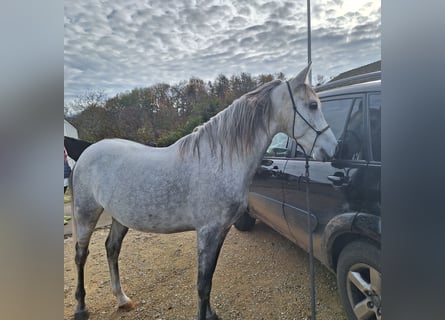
[64,222,346,320]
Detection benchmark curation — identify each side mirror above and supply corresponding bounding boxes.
[271,147,290,157]
[261,159,274,166]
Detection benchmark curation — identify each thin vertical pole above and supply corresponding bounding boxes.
[307,0,312,85]
[306,4,316,319]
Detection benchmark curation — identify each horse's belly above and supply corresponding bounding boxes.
[105,204,196,234]
[124,215,196,234]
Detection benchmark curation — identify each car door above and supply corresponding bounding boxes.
[248,132,291,236]
[359,92,381,217]
[281,95,368,253]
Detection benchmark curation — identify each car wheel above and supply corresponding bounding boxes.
[337,240,381,320]
[234,209,256,231]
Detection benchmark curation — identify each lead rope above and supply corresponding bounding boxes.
[281,148,316,320]
[281,149,317,320]
[304,154,316,320]
[286,80,329,320]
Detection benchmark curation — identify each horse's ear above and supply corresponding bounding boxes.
[291,63,312,86]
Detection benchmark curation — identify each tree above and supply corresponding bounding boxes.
[230,73,255,98]
[67,71,289,146]
[275,72,286,80]
[315,74,327,86]
[69,104,114,141]
[64,89,107,116]
[256,74,274,86]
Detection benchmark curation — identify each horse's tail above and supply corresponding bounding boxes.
[64,136,93,161]
[69,167,77,247]
[65,136,89,248]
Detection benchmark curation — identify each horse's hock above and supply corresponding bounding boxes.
[64,225,345,320]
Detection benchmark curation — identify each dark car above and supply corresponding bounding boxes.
[235,72,382,320]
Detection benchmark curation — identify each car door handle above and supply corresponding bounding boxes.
[271,165,280,176]
[328,174,348,186]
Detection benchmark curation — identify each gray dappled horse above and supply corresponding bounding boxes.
[70,65,337,320]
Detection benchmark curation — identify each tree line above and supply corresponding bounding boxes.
[65,72,287,147]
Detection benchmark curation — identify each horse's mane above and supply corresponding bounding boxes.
[178,79,282,159]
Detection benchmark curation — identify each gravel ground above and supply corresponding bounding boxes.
[64,222,346,320]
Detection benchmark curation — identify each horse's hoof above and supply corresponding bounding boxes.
[118,300,136,312]
[74,309,89,320]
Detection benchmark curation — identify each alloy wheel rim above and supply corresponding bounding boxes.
[346,263,382,320]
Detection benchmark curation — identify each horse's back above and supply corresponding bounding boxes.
[72,139,196,231]
[74,138,181,190]
[76,138,176,168]
[79,138,158,158]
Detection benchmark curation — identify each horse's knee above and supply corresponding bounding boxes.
[75,244,89,265]
[105,238,122,261]
[105,220,128,260]
[105,239,117,259]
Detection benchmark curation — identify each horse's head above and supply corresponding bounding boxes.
[277,64,337,161]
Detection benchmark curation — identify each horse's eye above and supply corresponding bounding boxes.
[309,101,318,110]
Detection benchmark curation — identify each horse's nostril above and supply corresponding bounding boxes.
[314,149,328,162]
[323,151,329,162]
[335,143,340,155]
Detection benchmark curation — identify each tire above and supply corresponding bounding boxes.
[336,240,381,320]
[234,210,256,231]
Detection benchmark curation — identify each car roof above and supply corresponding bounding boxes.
[315,71,381,97]
[317,80,380,97]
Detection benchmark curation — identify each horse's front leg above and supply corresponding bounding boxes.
[105,218,135,311]
[196,225,229,320]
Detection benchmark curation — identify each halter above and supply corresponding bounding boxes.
[286,81,330,158]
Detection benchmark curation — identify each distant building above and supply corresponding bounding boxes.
[316,60,381,92]
[64,119,78,138]
[329,60,381,83]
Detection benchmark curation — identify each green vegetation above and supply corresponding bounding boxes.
[64,216,71,225]
[65,72,286,146]
[64,189,71,203]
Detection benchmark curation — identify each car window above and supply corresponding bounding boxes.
[321,98,355,139]
[265,132,290,157]
[368,94,381,161]
[295,97,362,160]
[336,98,365,160]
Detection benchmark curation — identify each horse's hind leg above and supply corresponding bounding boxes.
[74,241,90,320]
[196,226,229,320]
[105,218,134,311]
[74,206,103,320]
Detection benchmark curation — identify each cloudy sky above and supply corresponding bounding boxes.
[64,0,380,103]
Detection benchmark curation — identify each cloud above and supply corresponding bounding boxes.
[64,0,380,102]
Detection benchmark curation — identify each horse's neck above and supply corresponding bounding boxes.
[221,124,277,186]
[243,131,274,179]
[225,100,282,176]
[241,99,286,180]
